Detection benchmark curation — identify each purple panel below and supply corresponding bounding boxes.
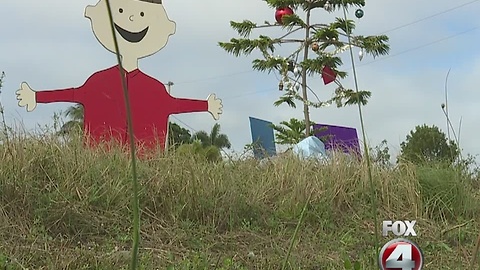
[313,124,361,155]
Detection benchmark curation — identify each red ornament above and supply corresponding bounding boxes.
[322,65,337,85]
[275,7,294,24]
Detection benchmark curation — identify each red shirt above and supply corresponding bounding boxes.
[36,65,208,150]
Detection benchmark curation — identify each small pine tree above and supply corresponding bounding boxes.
[219,0,390,135]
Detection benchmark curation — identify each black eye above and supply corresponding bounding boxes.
[140,12,144,17]
[119,8,123,13]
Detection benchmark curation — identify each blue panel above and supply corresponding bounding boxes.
[249,117,276,158]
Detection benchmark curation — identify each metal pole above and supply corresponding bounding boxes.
[165,81,174,152]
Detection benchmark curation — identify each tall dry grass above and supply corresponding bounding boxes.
[1,129,479,269]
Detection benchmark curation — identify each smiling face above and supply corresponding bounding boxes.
[85,0,176,60]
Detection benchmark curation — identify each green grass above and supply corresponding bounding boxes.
[0,131,479,269]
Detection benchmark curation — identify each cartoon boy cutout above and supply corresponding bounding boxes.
[16,0,223,151]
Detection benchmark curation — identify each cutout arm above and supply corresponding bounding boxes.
[169,97,208,115]
[36,86,86,104]
[35,73,98,104]
[154,81,208,115]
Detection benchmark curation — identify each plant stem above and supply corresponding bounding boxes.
[471,232,480,268]
[341,3,380,266]
[0,72,13,160]
[275,38,305,43]
[302,8,312,136]
[254,24,283,29]
[444,68,451,142]
[281,192,312,270]
[277,26,303,40]
[105,2,141,269]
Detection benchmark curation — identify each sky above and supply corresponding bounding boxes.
[1,0,480,161]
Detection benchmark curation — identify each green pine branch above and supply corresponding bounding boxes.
[310,19,356,50]
[333,87,371,107]
[278,14,307,29]
[252,58,285,73]
[309,18,390,58]
[228,15,306,40]
[343,89,371,106]
[275,88,333,109]
[311,25,340,49]
[252,51,349,79]
[219,35,277,57]
[274,95,297,108]
[230,20,257,38]
[264,0,305,10]
[351,35,390,58]
[325,0,365,11]
[330,17,355,35]
[301,55,346,78]
[273,84,371,109]
[264,0,365,12]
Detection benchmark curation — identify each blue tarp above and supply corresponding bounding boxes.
[293,136,327,160]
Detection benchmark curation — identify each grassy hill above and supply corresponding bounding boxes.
[0,133,479,269]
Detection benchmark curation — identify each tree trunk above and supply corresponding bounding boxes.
[302,8,312,136]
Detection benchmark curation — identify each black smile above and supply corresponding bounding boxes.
[114,24,149,43]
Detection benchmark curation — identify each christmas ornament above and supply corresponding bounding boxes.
[311,42,319,52]
[278,81,284,91]
[322,65,337,85]
[324,1,333,12]
[358,50,364,61]
[275,7,294,24]
[286,82,293,90]
[293,67,300,77]
[287,60,295,72]
[355,9,364,18]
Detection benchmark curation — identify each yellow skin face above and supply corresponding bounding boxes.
[85,0,176,61]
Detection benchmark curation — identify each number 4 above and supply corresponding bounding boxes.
[386,244,415,270]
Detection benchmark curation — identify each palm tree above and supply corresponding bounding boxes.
[59,104,84,135]
[192,123,231,149]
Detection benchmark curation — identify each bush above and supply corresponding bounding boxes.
[416,163,478,222]
[175,140,222,162]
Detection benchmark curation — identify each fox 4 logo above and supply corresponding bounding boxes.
[382,220,417,237]
[379,220,423,270]
[379,238,423,270]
